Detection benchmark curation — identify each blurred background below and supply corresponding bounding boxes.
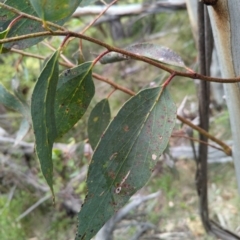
[0,0,239,239]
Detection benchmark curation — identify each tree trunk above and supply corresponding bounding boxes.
[208,0,240,193]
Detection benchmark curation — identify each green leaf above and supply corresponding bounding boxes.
[76,87,177,240]
[87,99,111,150]
[31,50,60,196]
[0,83,29,117]
[100,43,186,68]
[0,0,67,50]
[29,0,82,22]
[14,118,30,146]
[55,62,94,138]
[0,28,9,53]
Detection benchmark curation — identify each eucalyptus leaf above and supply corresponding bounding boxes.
[55,62,94,138]
[0,0,67,49]
[31,50,60,196]
[14,118,30,146]
[76,87,177,240]
[100,43,186,68]
[0,28,9,53]
[0,83,29,118]
[29,0,82,22]
[87,99,111,150]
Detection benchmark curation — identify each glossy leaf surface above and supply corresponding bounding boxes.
[0,0,66,49]
[29,0,82,21]
[31,50,59,195]
[100,43,186,68]
[76,87,176,240]
[55,62,94,138]
[87,99,111,150]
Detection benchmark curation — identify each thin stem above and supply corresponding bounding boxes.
[80,0,119,34]
[10,48,72,68]
[0,3,66,31]
[162,73,176,87]
[60,34,71,50]
[1,29,240,83]
[92,50,110,67]
[177,115,231,156]
[8,14,23,29]
[92,73,136,96]
[171,133,224,153]
[1,2,240,83]
[107,88,116,99]
[10,45,232,157]
[41,42,75,67]
[77,0,118,57]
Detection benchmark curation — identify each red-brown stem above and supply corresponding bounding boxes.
[107,88,116,99]
[171,133,224,152]
[80,0,119,34]
[60,34,71,50]
[177,115,231,156]
[92,73,136,96]
[92,50,110,67]
[1,26,240,83]
[8,14,24,29]
[162,73,176,87]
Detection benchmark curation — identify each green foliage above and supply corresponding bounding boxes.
[87,98,111,150]
[77,87,176,239]
[55,62,95,138]
[0,83,30,118]
[100,42,186,68]
[0,0,45,49]
[31,50,60,195]
[29,0,82,22]
[0,1,200,240]
[0,0,68,50]
[0,195,27,240]
[0,28,10,53]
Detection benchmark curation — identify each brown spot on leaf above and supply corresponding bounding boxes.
[123,125,129,132]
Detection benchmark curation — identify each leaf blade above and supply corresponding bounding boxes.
[76,87,176,240]
[14,117,30,146]
[31,50,60,195]
[100,43,185,68]
[87,99,111,150]
[29,0,82,22]
[0,0,67,49]
[0,83,29,117]
[55,62,95,138]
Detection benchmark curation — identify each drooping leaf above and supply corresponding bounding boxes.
[76,87,176,240]
[100,43,186,68]
[29,0,82,22]
[14,118,30,146]
[0,0,67,50]
[55,62,94,138]
[0,83,29,118]
[31,50,60,196]
[87,99,111,150]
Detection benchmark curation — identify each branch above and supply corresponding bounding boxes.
[10,45,232,156]
[1,28,240,84]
